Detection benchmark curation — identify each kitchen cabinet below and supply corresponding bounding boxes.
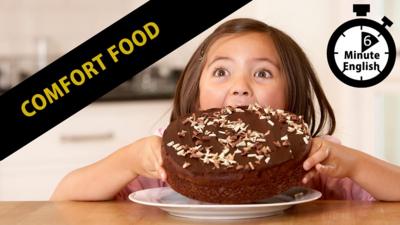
[0,100,172,200]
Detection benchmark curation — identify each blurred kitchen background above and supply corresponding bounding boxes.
[0,0,399,200]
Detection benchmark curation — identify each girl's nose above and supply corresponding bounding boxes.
[231,77,252,96]
[227,77,253,107]
[233,89,249,96]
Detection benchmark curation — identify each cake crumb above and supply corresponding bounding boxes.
[236,165,244,170]
[303,136,309,144]
[248,162,255,170]
[265,156,271,164]
[178,130,187,137]
[282,140,291,146]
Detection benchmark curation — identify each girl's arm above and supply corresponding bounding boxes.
[350,150,400,201]
[50,136,166,201]
[303,138,400,201]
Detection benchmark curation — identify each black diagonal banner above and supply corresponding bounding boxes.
[0,0,252,160]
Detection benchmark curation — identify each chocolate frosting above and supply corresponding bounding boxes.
[162,104,311,180]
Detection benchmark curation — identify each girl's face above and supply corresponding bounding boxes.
[199,32,286,110]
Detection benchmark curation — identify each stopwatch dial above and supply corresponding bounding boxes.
[333,25,389,81]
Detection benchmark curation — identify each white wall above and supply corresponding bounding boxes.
[0,0,148,56]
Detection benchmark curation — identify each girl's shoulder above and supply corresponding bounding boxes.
[319,135,341,144]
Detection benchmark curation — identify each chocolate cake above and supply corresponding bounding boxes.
[161,104,311,204]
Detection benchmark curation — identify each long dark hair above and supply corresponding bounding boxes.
[170,18,335,137]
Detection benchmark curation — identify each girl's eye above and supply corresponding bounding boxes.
[254,70,272,79]
[213,68,229,77]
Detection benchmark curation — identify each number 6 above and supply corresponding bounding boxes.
[363,35,371,46]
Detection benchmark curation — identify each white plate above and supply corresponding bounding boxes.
[129,187,321,220]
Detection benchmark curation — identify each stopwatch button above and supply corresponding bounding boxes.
[353,4,370,16]
[381,16,393,28]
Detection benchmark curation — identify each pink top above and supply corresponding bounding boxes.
[115,128,375,201]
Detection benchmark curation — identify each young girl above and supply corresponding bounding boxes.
[51,18,400,202]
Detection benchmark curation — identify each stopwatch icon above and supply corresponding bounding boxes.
[327,4,396,88]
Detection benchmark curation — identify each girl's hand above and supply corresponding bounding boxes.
[302,137,357,184]
[130,136,167,181]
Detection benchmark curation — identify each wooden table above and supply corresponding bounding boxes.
[0,200,399,224]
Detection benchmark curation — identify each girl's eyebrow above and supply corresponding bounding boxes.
[252,57,279,69]
[207,56,233,69]
[207,56,279,69]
